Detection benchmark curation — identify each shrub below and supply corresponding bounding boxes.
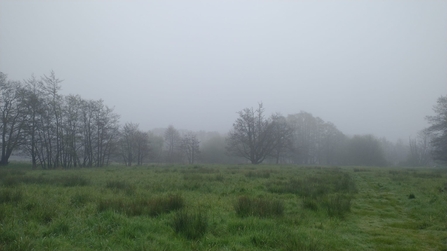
[172,210,208,240]
[234,196,284,218]
[408,193,415,199]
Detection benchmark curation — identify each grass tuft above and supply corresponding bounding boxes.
[172,210,208,240]
[70,193,91,207]
[302,197,319,211]
[323,194,352,218]
[105,180,135,194]
[59,175,90,187]
[0,189,23,204]
[245,170,271,178]
[98,194,184,216]
[234,196,284,218]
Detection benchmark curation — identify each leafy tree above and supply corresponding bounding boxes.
[425,96,447,163]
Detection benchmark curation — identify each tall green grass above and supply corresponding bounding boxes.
[0,163,445,251]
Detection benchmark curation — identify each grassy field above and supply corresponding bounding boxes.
[0,163,446,251]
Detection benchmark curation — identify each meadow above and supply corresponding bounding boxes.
[0,163,446,251]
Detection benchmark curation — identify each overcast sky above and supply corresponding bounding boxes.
[1,0,446,142]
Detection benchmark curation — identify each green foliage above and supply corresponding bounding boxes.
[234,196,284,218]
[172,210,208,240]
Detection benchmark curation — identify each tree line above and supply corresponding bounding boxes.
[1,71,445,167]
[226,100,446,166]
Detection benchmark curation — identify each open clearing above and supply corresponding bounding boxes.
[0,164,446,251]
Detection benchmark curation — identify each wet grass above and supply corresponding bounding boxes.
[0,163,445,251]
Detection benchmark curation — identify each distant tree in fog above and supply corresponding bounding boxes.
[119,123,150,166]
[226,103,278,164]
[201,134,228,163]
[379,138,408,166]
[119,123,138,166]
[285,112,345,165]
[425,96,447,164]
[181,132,200,164]
[147,131,164,163]
[345,135,387,166]
[406,129,432,166]
[269,113,294,164]
[164,125,182,163]
[0,72,26,166]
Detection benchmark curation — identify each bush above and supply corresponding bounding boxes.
[172,210,208,240]
[234,196,284,218]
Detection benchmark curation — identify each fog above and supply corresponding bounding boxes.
[1,0,446,142]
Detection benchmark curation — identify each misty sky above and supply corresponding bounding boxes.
[1,0,446,142]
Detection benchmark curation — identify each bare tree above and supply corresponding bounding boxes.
[0,73,26,166]
[22,74,45,168]
[226,103,277,164]
[40,71,63,168]
[181,132,200,164]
